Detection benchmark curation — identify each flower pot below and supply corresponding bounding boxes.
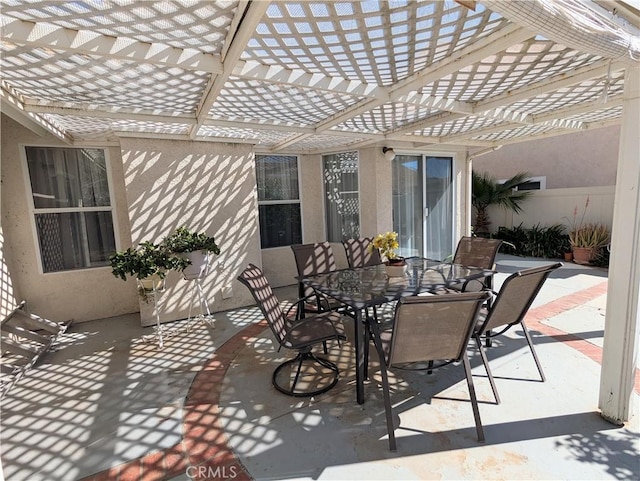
[385,262,407,277]
[572,247,593,265]
[564,252,573,262]
[180,250,209,279]
[137,274,165,292]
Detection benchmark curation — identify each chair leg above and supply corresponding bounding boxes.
[462,352,485,442]
[370,329,396,451]
[272,351,340,397]
[521,321,546,382]
[474,335,500,404]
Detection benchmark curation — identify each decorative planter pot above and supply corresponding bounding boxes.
[181,250,209,279]
[572,247,593,265]
[385,263,407,277]
[137,274,165,292]
[564,252,573,262]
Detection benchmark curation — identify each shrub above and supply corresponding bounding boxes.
[494,223,568,259]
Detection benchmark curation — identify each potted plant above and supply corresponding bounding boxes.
[565,197,610,265]
[163,226,221,279]
[569,223,610,265]
[369,231,406,276]
[109,241,189,299]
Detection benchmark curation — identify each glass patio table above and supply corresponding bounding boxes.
[300,257,495,404]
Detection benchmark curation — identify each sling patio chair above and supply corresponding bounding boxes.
[238,263,348,397]
[342,237,382,268]
[368,291,490,451]
[449,236,503,293]
[473,262,563,404]
[291,242,350,318]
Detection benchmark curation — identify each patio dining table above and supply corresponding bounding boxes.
[300,257,495,404]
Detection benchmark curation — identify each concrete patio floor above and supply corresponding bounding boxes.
[1,255,638,480]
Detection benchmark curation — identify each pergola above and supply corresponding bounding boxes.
[1,0,639,423]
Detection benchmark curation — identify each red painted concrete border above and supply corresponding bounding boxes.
[79,320,267,481]
[524,281,640,396]
[80,280,639,480]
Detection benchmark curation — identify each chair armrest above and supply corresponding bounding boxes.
[285,293,321,319]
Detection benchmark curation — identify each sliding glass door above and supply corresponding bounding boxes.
[392,154,454,261]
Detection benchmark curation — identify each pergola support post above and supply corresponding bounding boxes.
[598,64,640,425]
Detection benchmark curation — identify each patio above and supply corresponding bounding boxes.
[2,255,638,480]
[1,1,640,479]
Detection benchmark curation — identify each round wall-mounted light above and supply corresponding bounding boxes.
[382,147,396,161]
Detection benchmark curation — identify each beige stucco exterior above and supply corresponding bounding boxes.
[1,113,473,323]
[1,115,137,323]
[473,126,620,189]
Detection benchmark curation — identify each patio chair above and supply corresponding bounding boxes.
[291,242,348,317]
[237,264,347,397]
[368,291,490,451]
[342,237,382,268]
[473,262,563,404]
[450,236,503,292]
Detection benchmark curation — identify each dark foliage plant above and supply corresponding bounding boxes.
[109,241,189,281]
[494,223,569,259]
[162,226,221,254]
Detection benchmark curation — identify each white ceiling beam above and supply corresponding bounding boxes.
[438,121,534,143]
[427,95,622,145]
[190,1,271,137]
[1,84,72,142]
[532,97,624,123]
[398,93,474,115]
[24,102,195,124]
[389,24,534,98]
[206,118,313,134]
[402,136,494,148]
[389,112,468,135]
[0,18,222,73]
[475,60,627,113]
[416,59,625,132]
[271,25,533,151]
[115,130,259,145]
[491,118,621,147]
[306,23,534,136]
[233,60,387,99]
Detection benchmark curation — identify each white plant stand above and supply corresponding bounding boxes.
[140,282,191,349]
[184,275,215,332]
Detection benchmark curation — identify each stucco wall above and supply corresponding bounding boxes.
[261,147,395,288]
[260,146,470,287]
[1,115,137,322]
[473,125,620,188]
[119,138,261,323]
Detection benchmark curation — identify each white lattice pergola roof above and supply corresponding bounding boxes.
[1,0,639,153]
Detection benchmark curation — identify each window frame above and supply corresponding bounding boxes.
[255,153,303,250]
[499,175,547,191]
[21,144,120,275]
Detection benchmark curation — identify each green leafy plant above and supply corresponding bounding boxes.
[564,197,610,249]
[162,226,221,254]
[472,171,533,235]
[494,223,569,259]
[109,241,188,281]
[569,223,610,249]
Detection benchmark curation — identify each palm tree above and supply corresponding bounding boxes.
[472,171,533,234]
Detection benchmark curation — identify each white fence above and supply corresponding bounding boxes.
[485,186,615,233]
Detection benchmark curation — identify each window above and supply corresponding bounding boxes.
[24,146,116,273]
[323,151,360,242]
[499,176,546,191]
[255,155,302,248]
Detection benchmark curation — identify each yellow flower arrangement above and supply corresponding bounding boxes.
[370,231,401,261]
